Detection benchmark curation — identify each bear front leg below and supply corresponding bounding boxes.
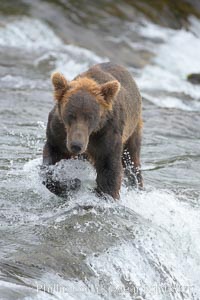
[122,120,143,189]
[41,142,80,196]
[43,141,69,165]
[95,137,123,199]
[42,141,67,196]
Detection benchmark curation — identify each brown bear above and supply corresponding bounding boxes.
[42,62,143,199]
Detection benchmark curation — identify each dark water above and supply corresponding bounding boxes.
[0,1,200,299]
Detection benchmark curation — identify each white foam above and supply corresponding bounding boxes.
[21,158,200,299]
[0,74,49,90]
[47,45,105,80]
[189,15,200,38]
[0,17,105,83]
[24,158,96,195]
[138,18,200,77]
[136,19,200,111]
[28,273,104,300]
[121,187,200,291]
[137,20,175,42]
[0,18,62,49]
[142,92,197,111]
[84,185,200,299]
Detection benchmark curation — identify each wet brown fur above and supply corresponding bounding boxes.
[63,77,116,110]
[43,62,143,199]
[52,73,118,111]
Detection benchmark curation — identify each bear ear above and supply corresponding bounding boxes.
[51,72,68,102]
[100,80,120,104]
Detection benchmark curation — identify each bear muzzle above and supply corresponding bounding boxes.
[70,141,84,154]
[67,124,89,155]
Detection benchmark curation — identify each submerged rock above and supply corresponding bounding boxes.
[187,73,200,84]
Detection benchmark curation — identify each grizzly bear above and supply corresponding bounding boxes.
[42,62,143,199]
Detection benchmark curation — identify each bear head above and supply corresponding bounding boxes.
[51,72,120,155]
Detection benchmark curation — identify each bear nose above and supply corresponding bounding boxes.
[70,142,82,154]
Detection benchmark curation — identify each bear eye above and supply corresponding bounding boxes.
[86,114,93,121]
[67,113,76,123]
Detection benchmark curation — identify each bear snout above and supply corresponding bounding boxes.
[70,141,83,154]
[67,123,89,155]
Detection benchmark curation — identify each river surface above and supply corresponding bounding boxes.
[0,1,200,300]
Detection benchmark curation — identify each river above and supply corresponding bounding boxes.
[0,1,200,299]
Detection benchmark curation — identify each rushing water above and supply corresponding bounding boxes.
[0,2,200,300]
